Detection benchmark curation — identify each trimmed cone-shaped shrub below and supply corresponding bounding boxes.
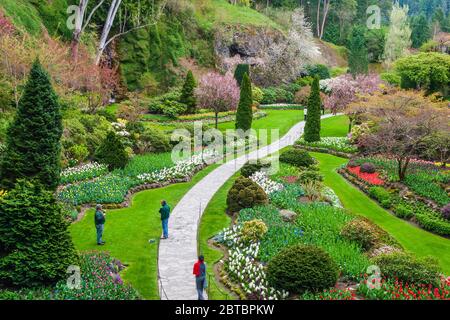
[234,64,250,86]
[226,176,268,213]
[303,76,321,142]
[235,73,253,131]
[0,180,78,287]
[267,244,339,294]
[0,59,62,190]
[180,70,197,114]
[279,149,315,168]
[95,131,129,170]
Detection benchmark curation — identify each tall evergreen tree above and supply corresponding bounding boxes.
[348,26,369,77]
[0,180,78,287]
[0,59,62,190]
[235,73,253,132]
[234,64,250,86]
[411,14,431,48]
[180,70,197,114]
[304,76,321,143]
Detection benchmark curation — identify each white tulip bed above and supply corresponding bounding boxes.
[220,225,289,300]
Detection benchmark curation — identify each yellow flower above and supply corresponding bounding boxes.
[0,190,7,198]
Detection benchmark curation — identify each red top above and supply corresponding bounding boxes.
[193,260,202,277]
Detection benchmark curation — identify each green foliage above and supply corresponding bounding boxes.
[373,253,441,286]
[303,76,321,143]
[298,169,323,183]
[251,85,264,106]
[240,219,268,243]
[137,128,171,154]
[368,187,392,208]
[394,52,450,95]
[411,14,431,48]
[95,132,129,171]
[266,244,339,294]
[180,70,197,114]
[148,89,187,119]
[234,64,250,86]
[0,180,78,287]
[226,176,268,213]
[366,28,386,63]
[348,26,369,76]
[261,86,295,104]
[381,72,401,86]
[235,73,253,131]
[279,149,315,168]
[0,60,62,190]
[305,64,330,80]
[241,160,271,178]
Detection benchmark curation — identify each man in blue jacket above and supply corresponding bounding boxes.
[159,200,170,239]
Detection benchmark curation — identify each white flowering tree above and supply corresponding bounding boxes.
[384,3,412,65]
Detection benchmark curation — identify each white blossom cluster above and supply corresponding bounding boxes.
[220,226,289,300]
[137,150,219,183]
[249,171,284,195]
[111,122,130,137]
[322,186,343,208]
[60,162,108,182]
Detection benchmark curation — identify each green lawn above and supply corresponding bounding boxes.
[320,115,350,137]
[218,109,304,145]
[312,152,450,274]
[198,173,239,300]
[70,164,218,300]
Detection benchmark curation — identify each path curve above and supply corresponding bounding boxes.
[158,114,337,300]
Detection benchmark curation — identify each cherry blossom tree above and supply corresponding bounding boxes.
[195,72,240,128]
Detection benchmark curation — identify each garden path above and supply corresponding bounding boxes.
[158,114,337,300]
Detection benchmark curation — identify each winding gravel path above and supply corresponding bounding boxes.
[158,114,337,300]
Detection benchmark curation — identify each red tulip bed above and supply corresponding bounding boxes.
[347,166,384,186]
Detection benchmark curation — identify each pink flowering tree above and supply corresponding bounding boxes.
[0,10,15,35]
[323,74,384,115]
[195,72,240,128]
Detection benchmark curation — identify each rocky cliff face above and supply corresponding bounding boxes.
[214,25,286,86]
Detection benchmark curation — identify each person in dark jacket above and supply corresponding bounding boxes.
[193,255,207,300]
[159,200,170,239]
[94,204,106,245]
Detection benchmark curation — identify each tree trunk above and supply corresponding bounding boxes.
[398,157,410,181]
[95,0,122,65]
[316,0,321,38]
[215,112,219,129]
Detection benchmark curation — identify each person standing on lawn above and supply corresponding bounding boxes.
[95,204,106,245]
[193,255,207,300]
[159,200,170,239]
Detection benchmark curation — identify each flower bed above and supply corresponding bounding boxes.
[60,162,108,184]
[353,157,449,207]
[249,171,284,195]
[0,252,139,300]
[358,276,450,300]
[347,166,384,186]
[296,137,358,154]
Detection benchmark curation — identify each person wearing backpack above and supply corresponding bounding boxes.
[193,255,207,300]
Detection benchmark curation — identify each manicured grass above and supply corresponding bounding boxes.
[311,152,450,275]
[70,165,219,299]
[198,173,239,300]
[218,109,304,145]
[320,115,350,137]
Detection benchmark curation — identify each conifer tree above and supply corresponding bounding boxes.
[0,180,78,287]
[234,64,250,86]
[0,59,62,190]
[180,70,197,114]
[304,76,321,143]
[235,73,253,132]
[411,14,431,48]
[95,131,129,170]
[348,26,369,77]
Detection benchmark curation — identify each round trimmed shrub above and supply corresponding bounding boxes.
[226,176,268,213]
[240,219,268,243]
[266,245,339,294]
[372,252,441,286]
[298,169,323,183]
[241,160,271,178]
[441,203,450,221]
[279,149,315,168]
[341,219,378,251]
[360,162,376,174]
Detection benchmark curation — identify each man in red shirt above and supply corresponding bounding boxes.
[193,255,207,300]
